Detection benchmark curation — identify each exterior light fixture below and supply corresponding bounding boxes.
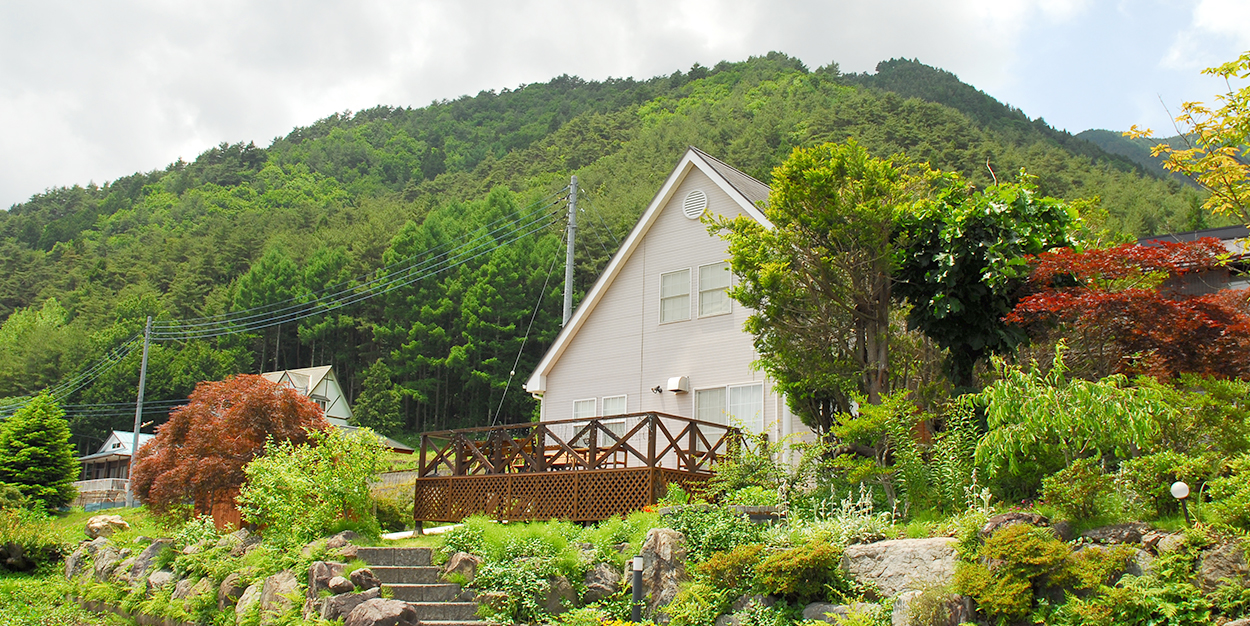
[631,555,645,622]
[651,386,663,394]
[1171,481,1191,525]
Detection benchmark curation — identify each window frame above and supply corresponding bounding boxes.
[698,261,733,318]
[659,268,692,324]
[572,398,597,421]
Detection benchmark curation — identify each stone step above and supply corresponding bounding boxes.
[405,602,481,621]
[386,583,463,603]
[370,565,443,585]
[356,546,433,567]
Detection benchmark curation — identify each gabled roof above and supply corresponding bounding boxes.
[261,365,335,395]
[78,430,156,462]
[524,147,772,394]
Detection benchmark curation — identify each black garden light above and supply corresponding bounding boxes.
[1171,480,1192,525]
[632,555,645,622]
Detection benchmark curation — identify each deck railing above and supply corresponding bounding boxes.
[413,412,742,523]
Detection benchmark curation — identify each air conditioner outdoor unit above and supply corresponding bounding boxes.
[667,376,690,393]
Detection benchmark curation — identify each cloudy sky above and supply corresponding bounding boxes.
[1,0,1247,209]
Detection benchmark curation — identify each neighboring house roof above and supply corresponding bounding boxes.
[78,430,156,463]
[524,147,772,394]
[261,365,334,395]
[1138,224,1250,256]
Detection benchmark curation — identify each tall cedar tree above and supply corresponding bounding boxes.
[0,393,78,510]
[1007,238,1250,379]
[131,374,327,515]
[351,359,402,436]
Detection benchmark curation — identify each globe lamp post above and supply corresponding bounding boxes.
[1171,481,1191,525]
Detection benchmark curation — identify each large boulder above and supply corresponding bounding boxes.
[236,583,263,622]
[129,538,173,581]
[443,551,482,583]
[85,515,130,540]
[307,560,348,599]
[326,530,360,549]
[351,567,381,591]
[1081,522,1150,545]
[344,598,420,626]
[1198,541,1250,592]
[802,602,881,623]
[172,577,213,601]
[544,575,578,615]
[641,528,688,621]
[321,588,381,621]
[260,570,300,623]
[328,576,356,594]
[66,537,109,579]
[146,569,176,594]
[216,528,251,550]
[219,572,247,610]
[842,537,959,598]
[583,562,622,604]
[91,544,127,581]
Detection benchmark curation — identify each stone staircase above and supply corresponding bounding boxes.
[356,546,487,626]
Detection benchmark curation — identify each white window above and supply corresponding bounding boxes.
[602,395,627,416]
[573,398,596,421]
[699,262,732,317]
[695,387,727,424]
[728,383,765,434]
[660,269,691,323]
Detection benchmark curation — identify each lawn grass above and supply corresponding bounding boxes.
[0,573,127,626]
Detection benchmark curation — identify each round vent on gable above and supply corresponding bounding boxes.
[682,189,708,219]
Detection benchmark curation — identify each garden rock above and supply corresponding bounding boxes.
[890,589,973,626]
[979,512,1050,538]
[112,556,137,584]
[182,544,202,555]
[65,537,108,579]
[1225,620,1250,626]
[1126,548,1155,577]
[733,594,775,611]
[130,538,173,580]
[321,587,380,621]
[92,544,123,581]
[307,560,348,599]
[260,570,300,621]
[1081,522,1149,545]
[1143,531,1185,554]
[614,542,632,553]
[328,575,356,594]
[85,514,130,539]
[1198,541,1250,592]
[641,527,688,620]
[174,576,213,601]
[545,574,578,615]
[147,569,176,593]
[350,567,381,590]
[326,530,359,549]
[338,543,359,559]
[842,537,958,597]
[443,551,482,583]
[133,536,153,545]
[231,534,262,557]
[219,572,247,610]
[236,583,262,622]
[1050,520,1075,542]
[476,591,509,613]
[583,562,622,604]
[216,528,251,549]
[344,597,419,626]
[802,602,880,623]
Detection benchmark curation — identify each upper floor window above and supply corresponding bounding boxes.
[573,398,597,421]
[660,269,691,323]
[699,262,732,317]
[695,382,765,434]
[602,395,627,416]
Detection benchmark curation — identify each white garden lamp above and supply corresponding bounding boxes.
[1171,481,1191,524]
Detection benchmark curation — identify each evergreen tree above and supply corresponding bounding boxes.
[351,359,402,436]
[0,394,78,510]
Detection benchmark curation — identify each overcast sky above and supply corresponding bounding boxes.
[1,0,1247,209]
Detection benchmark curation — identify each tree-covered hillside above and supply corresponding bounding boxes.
[0,53,1210,447]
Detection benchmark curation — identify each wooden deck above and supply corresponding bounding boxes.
[413,412,741,523]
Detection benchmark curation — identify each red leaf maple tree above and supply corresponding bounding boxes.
[131,374,328,516]
[1007,238,1250,379]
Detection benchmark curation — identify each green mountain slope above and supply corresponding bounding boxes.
[0,52,1211,442]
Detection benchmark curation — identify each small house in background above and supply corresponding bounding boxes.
[1139,224,1250,295]
[73,430,155,510]
[261,365,414,454]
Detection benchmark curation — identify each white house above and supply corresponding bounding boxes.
[525,147,807,446]
[74,429,156,509]
[260,365,353,425]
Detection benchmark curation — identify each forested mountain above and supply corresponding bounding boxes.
[0,53,1211,448]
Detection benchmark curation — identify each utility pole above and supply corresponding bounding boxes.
[562,175,578,326]
[126,316,152,508]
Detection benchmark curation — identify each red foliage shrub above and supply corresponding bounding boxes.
[1008,238,1250,379]
[131,374,328,516]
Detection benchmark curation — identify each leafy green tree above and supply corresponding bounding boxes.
[0,394,78,510]
[714,139,934,432]
[352,359,402,435]
[894,173,1077,388]
[233,247,306,372]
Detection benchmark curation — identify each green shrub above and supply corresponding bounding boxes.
[954,524,1070,622]
[693,544,764,600]
[472,558,557,623]
[1055,575,1214,626]
[662,506,764,563]
[172,514,222,549]
[1116,451,1214,518]
[374,497,408,532]
[754,541,848,604]
[1041,457,1116,521]
[0,507,65,571]
[580,510,661,567]
[659,483,692,507]
[1207,455,1250,530]
[723,486,779,506]
[0,482,30,510]
[666,581,728,626]
[440,516,584,582]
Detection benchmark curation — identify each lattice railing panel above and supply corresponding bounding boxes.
[413,478,450,520]
[508,473,578,520]
[448,476,509,520]
[578,470,651,520]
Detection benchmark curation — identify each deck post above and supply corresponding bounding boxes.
[536,426,547,471]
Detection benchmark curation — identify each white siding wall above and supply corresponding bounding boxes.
[541,169,801,439]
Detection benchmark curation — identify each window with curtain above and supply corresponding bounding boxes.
[660,269,691,323]
[699,261,732,316]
